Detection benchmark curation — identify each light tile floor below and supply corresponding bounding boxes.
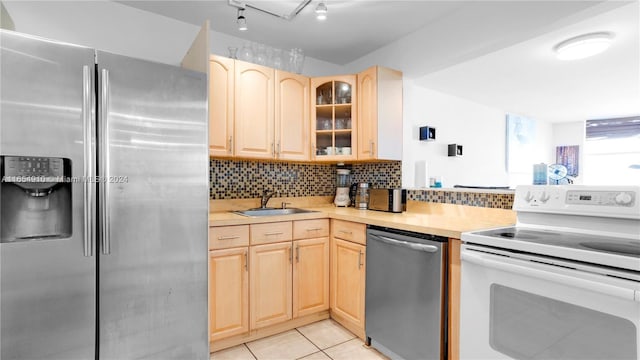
[211,319,389,360]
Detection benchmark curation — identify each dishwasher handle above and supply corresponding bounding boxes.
[370,234,439,253]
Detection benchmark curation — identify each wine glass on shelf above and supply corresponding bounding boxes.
[255,43,267,66]
[271,48,283,70]
[239,42,253,62]
[227,47,238,59]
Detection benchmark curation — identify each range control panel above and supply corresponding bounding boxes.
[3,156,64,178]
[513,185,640,219]
[566,190,635,206]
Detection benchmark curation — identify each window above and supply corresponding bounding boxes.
[584,116,640,185]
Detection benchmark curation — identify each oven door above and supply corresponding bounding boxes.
[460,244,640,360]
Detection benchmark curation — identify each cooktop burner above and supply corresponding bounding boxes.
[475,227,640,259]
[463,185,640,272]
[463,225,640,272]
[580,242,640,256]
[495,231,539,240]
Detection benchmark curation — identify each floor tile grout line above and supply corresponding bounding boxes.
[295,327,323,355]
[320,337,358,352]
[242,342,258,360]
[320,349,334,360]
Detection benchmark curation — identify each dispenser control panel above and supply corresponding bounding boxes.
[3,156,64,178]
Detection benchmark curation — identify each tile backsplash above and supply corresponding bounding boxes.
[209,159,402,200]
[407,189,514,209]
[209,159,512,209]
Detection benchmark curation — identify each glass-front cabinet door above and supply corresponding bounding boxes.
[311,75,356,160]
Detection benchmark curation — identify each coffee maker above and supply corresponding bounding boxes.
[349,182,370,209]
[334,169,351,207]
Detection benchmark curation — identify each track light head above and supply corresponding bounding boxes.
[237,8,248,31]
[315,2,327,20]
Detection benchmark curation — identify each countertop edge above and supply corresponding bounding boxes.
[209,204,516,239]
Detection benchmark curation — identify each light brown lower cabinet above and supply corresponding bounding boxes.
[330,237,366,339]
[209,221,332,351]
[250,242,293,329]
[293,237,330,318]
[209,247,249,342]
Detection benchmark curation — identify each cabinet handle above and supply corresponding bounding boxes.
[312,142,315,157]
[218,235,241,240]
[244,250,248,271]
[296,245,300,263]
[306,227,322,232]
[264,231,284,236]
[289,246,293,264]
[358,250,363,269]
[271,142,275,156]
[339,230,353,235]
[369,140,374,155]
[277,141,281,156]
[228,136,233,154]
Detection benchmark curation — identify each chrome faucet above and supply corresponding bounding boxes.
[260,189,276,209]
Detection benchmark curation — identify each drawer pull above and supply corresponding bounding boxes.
[306,227,322,232]
[339,230,353,235]
[358,250,363,269]
[264,231,284,236]
[218,235,241,240]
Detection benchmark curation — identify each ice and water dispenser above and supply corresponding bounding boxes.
[0,156,72,242]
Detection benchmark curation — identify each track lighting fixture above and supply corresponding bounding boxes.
[315,2,327,20]
[237,8,248,31]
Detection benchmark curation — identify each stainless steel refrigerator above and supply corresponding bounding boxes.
[0,30,209,359]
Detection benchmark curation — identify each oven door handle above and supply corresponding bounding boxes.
[461,250,640,302]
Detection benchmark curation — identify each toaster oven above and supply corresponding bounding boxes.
[368,189,406,213]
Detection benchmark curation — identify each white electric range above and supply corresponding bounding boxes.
[460,185,640,360]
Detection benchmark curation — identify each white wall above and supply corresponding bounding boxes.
[402,82,553,189]
[551,121,585,183]
[2,1,342,76]
[403,82,508,188]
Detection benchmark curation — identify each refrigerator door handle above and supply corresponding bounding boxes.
[82,65,95,257]
[100,68,111,255]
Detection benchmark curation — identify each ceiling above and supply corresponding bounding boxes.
[416,1,639,123]
[117,0,467,65]
[117,0,638,123]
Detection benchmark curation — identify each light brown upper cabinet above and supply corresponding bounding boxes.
[275,71,310,161]
[234,60,275,159]
[209,55,234,157]
[311,75,357,161]
[209,56,310,161]
[357,66,403,161]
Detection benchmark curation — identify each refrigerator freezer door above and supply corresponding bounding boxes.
[0,30,96,359]
[96,51,209,359]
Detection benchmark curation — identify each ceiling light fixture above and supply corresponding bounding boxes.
[315,2,327,20]
[237,8,248,31]
[553,32,614,61]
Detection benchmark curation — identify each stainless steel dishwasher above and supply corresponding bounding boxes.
[366,226,448,360]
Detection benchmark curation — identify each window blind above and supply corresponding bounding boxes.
[586,116,640,139]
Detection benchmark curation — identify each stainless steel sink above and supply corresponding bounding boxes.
[232,208,318,217]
